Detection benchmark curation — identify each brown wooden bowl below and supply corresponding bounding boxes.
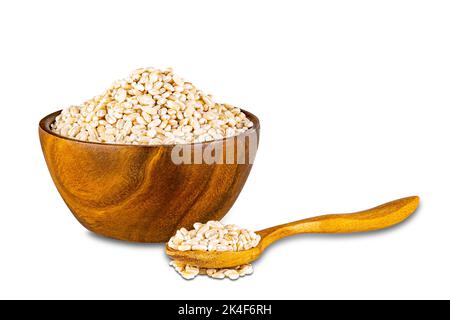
[39,110,260,243]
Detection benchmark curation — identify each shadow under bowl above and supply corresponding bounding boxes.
[39,110,260,242]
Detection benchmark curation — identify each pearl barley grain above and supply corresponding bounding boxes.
[168,221,260,280]
[52,67,254,145]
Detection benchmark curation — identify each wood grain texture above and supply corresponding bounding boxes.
[166,196,420,268]
[39,110,260,243]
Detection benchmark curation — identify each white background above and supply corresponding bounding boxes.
[0,0,449,299]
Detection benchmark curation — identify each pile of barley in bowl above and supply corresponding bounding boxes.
[51,67,254,145]
[168,220,260,280]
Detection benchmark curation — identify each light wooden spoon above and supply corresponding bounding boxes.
[166,196,420,268]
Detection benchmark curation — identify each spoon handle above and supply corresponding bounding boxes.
[258,196,419,250]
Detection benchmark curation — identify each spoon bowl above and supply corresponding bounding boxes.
[166,245,262,269]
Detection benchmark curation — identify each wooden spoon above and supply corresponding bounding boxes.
[166,196,420,268]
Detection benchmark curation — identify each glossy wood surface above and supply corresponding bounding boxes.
[39,110,260,242]
[166,196,420,268]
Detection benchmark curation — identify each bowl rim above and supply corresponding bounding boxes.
[39,109,260,148]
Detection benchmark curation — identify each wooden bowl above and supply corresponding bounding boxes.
[39,110,260,242]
